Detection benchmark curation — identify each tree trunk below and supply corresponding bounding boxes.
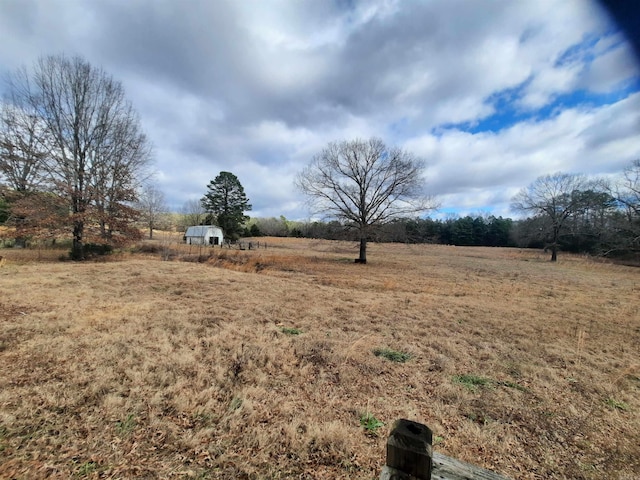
[149,224,153,240]
[357,236,367,264]
[550,226,559,262]
[71,221,84,260]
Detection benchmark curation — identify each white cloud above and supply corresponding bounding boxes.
[405,92,640,216]
[0,0,638,222]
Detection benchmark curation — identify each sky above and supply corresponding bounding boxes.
[1,0,639,220]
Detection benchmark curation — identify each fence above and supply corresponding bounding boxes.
[233,240,267,250]
[380,419,511,480]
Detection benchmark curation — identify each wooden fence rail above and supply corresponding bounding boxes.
[380,419,511,480]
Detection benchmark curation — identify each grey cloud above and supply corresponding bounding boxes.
[0,0,638,221]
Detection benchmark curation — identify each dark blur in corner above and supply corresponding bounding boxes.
[599,0,640,62]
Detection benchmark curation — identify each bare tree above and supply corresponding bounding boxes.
[609,159,640,254]
[179,198,206,231]
[0,69,50,193]
[616,159,640,217]
[10,54,154,259]
[136,183,167,239]
[296,138,434,263]
[511,172,587,261]
[91,115,151,242]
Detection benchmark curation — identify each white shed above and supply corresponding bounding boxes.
[184,226,224,246]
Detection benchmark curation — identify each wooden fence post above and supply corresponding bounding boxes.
[380,419,513,480]
[380,419,432,480]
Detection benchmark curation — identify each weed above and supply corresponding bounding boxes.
[359,412,384,435]
[433,435,444,445]
[230,348,246,379]
[281,327,302,335]
[605,398,630,411]
[115,413,136,436]
[373,348,412,363]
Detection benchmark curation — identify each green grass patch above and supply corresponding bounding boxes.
[605,397,630,411]
[373,348,412,363]
[453,374,491,392]
[453,374,528,393]
[115,413,136,436]
[74,461,100,477]
[281,327,301,335]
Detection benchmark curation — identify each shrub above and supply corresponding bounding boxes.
[76,243,113,258]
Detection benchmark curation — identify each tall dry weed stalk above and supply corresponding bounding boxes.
[576,328,588,368]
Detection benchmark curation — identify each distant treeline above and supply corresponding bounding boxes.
[245,215,513,246]
[245,208,639,261]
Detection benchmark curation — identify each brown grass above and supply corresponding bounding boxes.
[1,237,639,479]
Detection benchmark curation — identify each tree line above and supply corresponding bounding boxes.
[0,54,152,259]
[245,161,640,263]
[1,62,638,265]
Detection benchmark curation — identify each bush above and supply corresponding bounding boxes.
[132,243,162,254]
[77,243,113,258]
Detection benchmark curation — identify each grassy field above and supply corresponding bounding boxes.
[0,237,639,479]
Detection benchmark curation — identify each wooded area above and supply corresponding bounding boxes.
[246,162,640,263]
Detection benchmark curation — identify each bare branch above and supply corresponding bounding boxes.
[296,137,436,263]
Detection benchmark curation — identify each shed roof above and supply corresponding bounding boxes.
[185,226,222,237]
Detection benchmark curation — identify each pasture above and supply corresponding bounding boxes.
[0,238,638,479]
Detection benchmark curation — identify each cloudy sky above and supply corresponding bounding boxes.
[1,0,639,220]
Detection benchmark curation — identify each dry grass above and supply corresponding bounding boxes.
[1,237,639,479]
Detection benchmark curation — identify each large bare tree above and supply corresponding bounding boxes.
[511,172,587,261]
[136,183,167,239]
[296,138,434,263]
[4,54,152,258]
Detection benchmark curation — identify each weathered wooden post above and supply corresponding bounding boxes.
[380,419,513,480]
[380,419,432,480]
